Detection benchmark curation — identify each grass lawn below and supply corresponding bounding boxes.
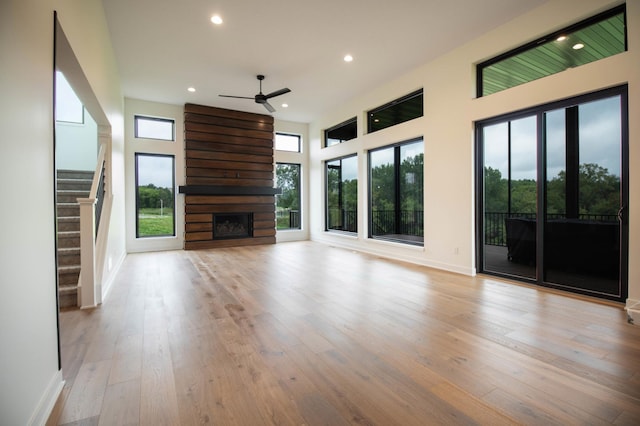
[138,208,174,237]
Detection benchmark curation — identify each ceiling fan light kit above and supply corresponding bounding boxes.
[219,74,291,113]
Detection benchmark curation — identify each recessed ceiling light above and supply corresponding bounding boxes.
[573,43,584,50]
[344,54,353,62]
[187,87,196,92]
[281,103,288,108]
[211,15,223,25]
[556,35,567,42]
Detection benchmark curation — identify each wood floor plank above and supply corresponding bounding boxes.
[53,243,640,425]
[98,379,140,426]
[139,331,180,426]
[57,360,111,424]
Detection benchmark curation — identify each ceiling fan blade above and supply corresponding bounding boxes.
[264,88,291,99]
[218,94,254,99]
[263,101,276,113]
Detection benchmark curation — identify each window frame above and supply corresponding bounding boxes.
[477,5,627,97]
[368,137,424,246]
[325,154,358,233]
[275,162,302,230]
[367,89,424,134]
[135,152,176,238]
[275,132,302,153]
[134,115,176,141]
[324,117,357,147]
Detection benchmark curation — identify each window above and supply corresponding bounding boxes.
[276,163,301,230]
[368,90,423,133]
[326,155,357,233]
[134,115,175,141]
[55,71,84,124]
[369,139,424,245]
[478,6,626,97]
[135,153,175,238]
[325,118,357,147]
[275,133,301,152]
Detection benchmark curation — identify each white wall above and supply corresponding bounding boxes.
[308,0,640,305]
[0,0,125,424]
[275,120,310,242]
[125,98,185,252]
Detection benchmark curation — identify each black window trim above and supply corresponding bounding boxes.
[325,153,358,233]
[324,117,358,147]
[368,137,424,246]
[135,152,176,238]
[275,132,302,153]
[134,114,176,141]
[477,4,627,98]
[367,89,424,134]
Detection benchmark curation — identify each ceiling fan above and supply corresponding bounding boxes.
[219,75,291,113]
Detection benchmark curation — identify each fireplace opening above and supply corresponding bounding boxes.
[213,213,253,240]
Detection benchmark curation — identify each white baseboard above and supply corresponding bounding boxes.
[100,251,126,304]
[310,233,476,277]
[625,298,640,325]
[28,369,64,426]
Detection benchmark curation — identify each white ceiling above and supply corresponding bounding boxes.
[102,0,547,123]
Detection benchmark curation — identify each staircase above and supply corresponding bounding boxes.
[56,170,93,308]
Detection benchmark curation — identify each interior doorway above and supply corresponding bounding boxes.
[53,11,111,372]
[477,86,628,302]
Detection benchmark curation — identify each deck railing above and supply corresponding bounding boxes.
[484,212,618,246]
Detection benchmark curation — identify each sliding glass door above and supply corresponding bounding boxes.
[478,86,628,301]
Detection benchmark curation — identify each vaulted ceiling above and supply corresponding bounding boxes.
[102,0,548,123]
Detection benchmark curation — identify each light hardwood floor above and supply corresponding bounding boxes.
[48,241,640,425]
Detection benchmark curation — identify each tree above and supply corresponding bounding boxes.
[137,184,174,210]
[276,164,300,211]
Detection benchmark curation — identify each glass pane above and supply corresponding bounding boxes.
[544,96,621,296]
[276,163,301,230]
[325,118,357,147]
[326,156,357,232]
[481,9,625,96]
[136,154,175,237]
[399,141,424,243]
[370,147,395,238]
[482,116,537,279]
[135,116,174,141]
[544,109,566,217]
[483,123,509,271]
[275,133,300,152]
[368,90,423,133]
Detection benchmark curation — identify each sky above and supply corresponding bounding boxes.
[483,95,622,181]
[137,155,174,189]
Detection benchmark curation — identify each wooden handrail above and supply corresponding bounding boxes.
[77,144,107,309]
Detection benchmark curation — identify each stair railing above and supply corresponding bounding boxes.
[77,144,107,308]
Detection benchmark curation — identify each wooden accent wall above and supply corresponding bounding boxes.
[183,103,276,249]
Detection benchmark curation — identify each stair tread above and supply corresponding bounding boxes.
[58,285,78,293]
[59,265,81,272]
[58,216,80,222]
[58,247,80,253]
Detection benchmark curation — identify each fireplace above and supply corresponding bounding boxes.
[213,213,253,240]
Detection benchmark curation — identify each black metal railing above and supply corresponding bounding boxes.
[94,161,106,236]
[276,209,301,230]
[371,210,424,237]
[484,212,618,246]
[327,209,358,232]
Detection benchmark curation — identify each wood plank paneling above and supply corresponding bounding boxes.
[183,104,276,249]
